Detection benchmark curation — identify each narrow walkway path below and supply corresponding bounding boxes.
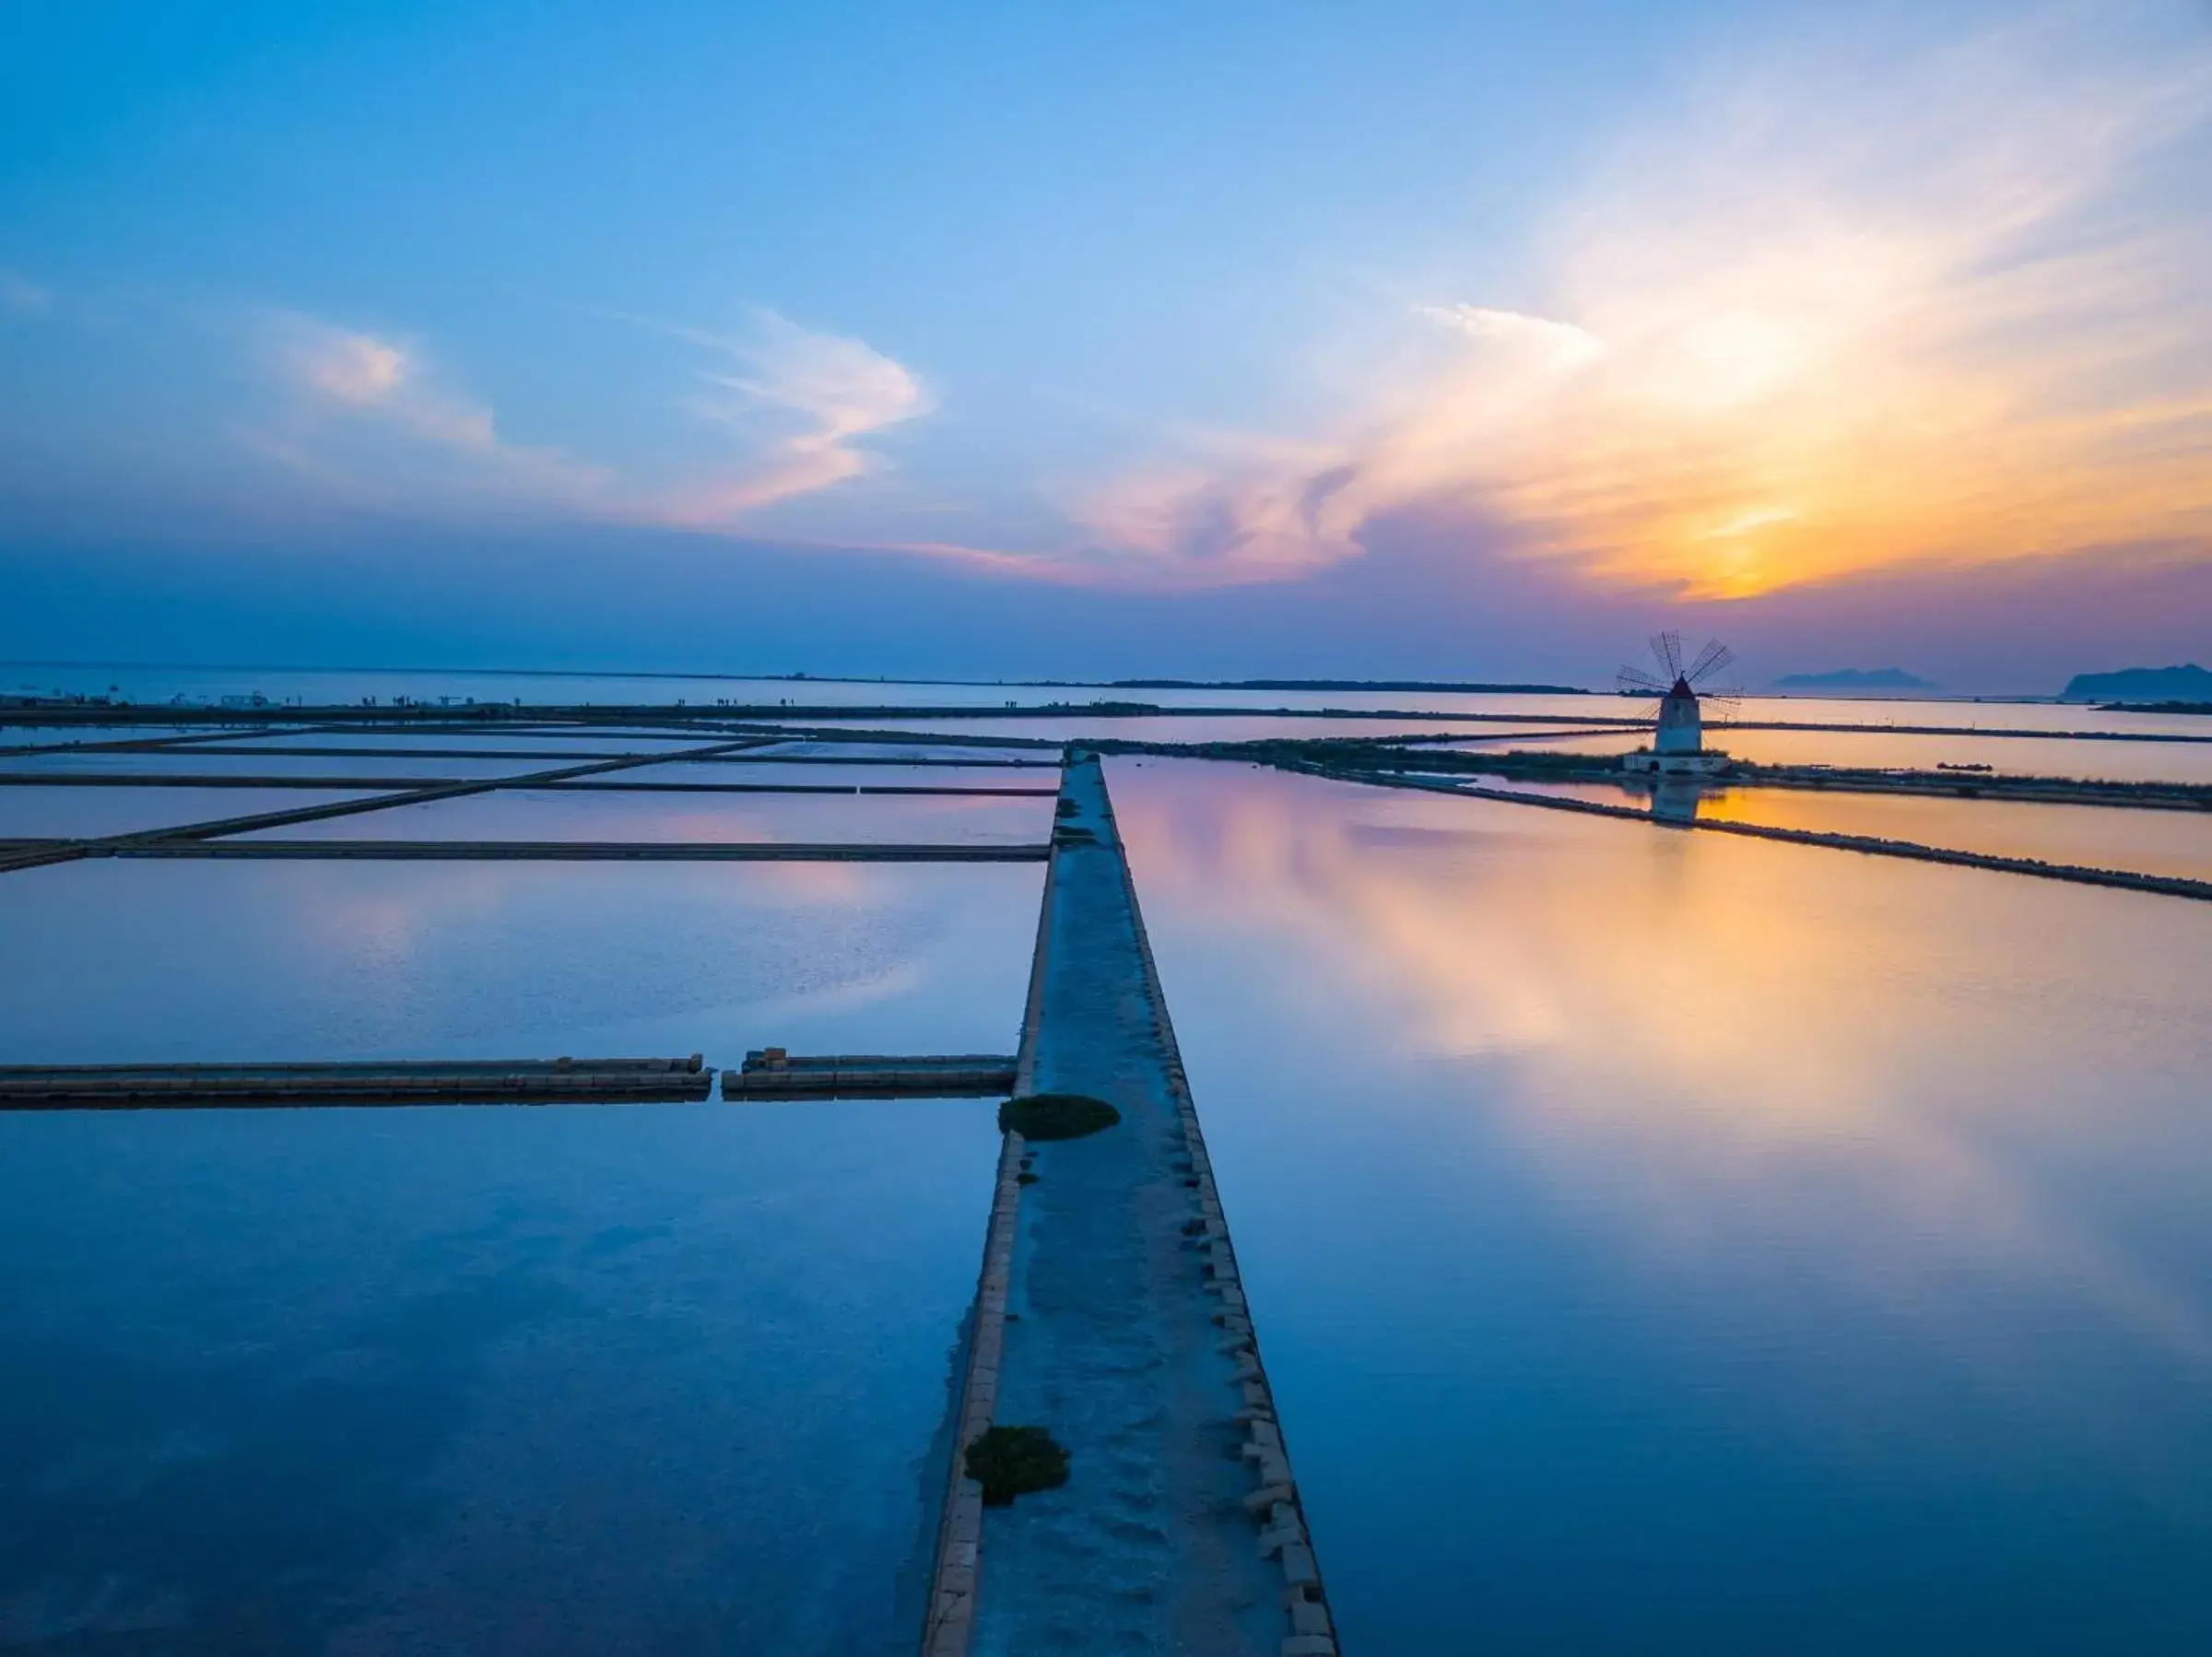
[936,754,1333,1655]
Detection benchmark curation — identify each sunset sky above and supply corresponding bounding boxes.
[3,0,2208,690]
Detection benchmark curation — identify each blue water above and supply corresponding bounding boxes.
[0,752,551,780]
[7,725,2212,1652]
[0,788,382,840]
[1116,758,2212,1654]
[0,847,1040,1651]
[1385,772,2212,887]
[223,787,1055,846]
[0,859,1039,1064]
[0,1100,995,1652]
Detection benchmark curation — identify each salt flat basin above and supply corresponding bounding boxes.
[234,730,718,755]
[742,738,1061,763]
[1416,772,2212,887]
[0,1099,996,1651]
[0,787,385,840]
[218,786,1054,846]
[1691,785,2212,887]
[1485,724,2212,786]
[0,857,1039,1064]
[1112,756,2212,1655]
[0,751,545,781]
[0,724,288,750]
[0,848,1043,1650]
[616,758,1063,789]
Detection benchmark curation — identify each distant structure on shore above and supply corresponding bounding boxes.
[1618,633,1735,775]
[1771,667,1933,692]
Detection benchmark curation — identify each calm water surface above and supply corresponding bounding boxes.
[240,734,708,757]
[619,758,1061,788]
[744,738,1062,763]
[1414,772,2212,887]
[1694,788,2212,885]
[0,859,1039,1062]
[1115,758,2212,1654]
[0,752,556,781]
[227,787,1054,845]
[0,853,1040,1651]
[1,724,283,749]
[0,789,382,840]
[0,1102,994,1654]
[1501,726,2212,786]
[8,740,2211,1651]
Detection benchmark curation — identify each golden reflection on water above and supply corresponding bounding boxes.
[1450,770,2212,885]
[1688,785,2212,886]
[1113,759,2212,1390]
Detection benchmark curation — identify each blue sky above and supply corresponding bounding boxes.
[3,0,2208,689]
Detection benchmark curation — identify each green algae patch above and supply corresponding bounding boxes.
[999,1093,1121,1141]
[965,1425,1071,1506]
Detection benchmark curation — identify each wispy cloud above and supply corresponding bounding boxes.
[20,3,2204,612]
[1042,440,1353,586]
[1065,3,2212,597]
[657,308,934,523]
[237,307,936,533]
[219,306,936,534]
[256,314,606,512]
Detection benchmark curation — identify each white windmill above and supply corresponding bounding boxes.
[1618,633,1737,775]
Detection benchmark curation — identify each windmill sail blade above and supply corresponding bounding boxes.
[1650,631,1685,680]
[1686,640,1735,685]
[1700,685,1745,723]
[1617,665,1669,693]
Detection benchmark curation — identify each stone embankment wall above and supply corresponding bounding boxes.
[924,753,1340,1656]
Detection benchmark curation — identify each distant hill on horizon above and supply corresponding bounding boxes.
[1771,668,1935,692]
[2061,664,2212,702]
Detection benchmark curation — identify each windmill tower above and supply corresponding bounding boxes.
[1618,633,1736,774]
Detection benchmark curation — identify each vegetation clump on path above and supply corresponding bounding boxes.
[965,1424,1071,1506]
[999,1092,1122,1140]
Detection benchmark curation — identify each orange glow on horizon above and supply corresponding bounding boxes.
[1064,14,2212,600]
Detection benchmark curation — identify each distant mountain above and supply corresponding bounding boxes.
[2061,664,2212,702]
[1770,668,1934,691]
